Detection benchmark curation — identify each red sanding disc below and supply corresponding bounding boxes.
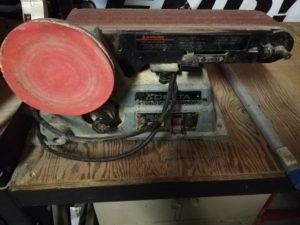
[0,19,114,115]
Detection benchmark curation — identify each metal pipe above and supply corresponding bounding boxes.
[220,64,300,190]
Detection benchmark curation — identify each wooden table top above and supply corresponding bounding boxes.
[4,23,300,192]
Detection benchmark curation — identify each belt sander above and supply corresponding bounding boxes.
[0,9,294,161]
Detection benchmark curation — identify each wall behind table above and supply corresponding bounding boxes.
[93,0,300,22]
[0,18,22,134]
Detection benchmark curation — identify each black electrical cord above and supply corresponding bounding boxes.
[37,125,160,162]
[35,74,178,162]
[82,0,96,8]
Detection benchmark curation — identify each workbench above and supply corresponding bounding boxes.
[0,23,300,225]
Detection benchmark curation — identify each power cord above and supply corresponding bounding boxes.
[81,0,96,8]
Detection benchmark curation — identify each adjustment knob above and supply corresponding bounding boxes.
[259,44,292,60]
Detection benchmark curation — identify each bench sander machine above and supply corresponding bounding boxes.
[0,9,293,161]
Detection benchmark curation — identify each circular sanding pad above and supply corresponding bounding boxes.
[0,19,114,115]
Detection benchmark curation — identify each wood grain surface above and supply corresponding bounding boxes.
[7,23,300,191]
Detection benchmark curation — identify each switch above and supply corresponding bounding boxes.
[171,115,184,134]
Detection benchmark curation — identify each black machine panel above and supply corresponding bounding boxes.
[103,30,293,75]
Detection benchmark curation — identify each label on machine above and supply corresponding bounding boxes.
[135,91,202,105]
[135,34,249,52]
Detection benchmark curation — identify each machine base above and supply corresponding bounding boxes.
[38,68,228,145]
